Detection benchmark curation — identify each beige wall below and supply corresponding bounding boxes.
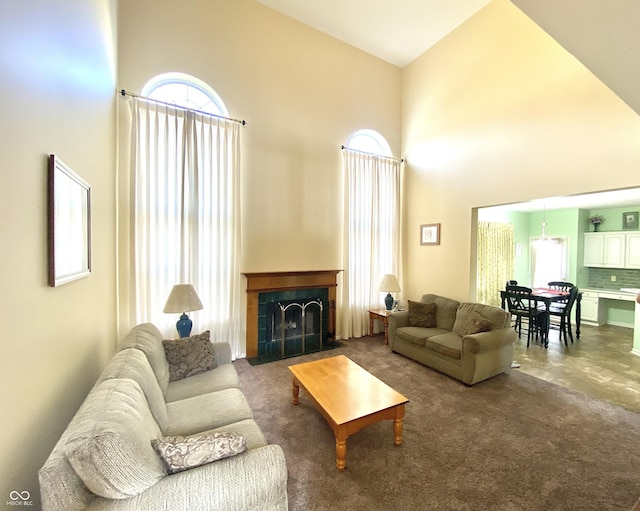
[116,0,402,334]
[401,0,640,302]
[0,0,117,503]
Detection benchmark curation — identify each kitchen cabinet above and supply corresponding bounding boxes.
[625,233,640,269]
[583,233,625,268]
[580,290,601,323]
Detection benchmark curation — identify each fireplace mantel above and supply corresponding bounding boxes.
[243,270,341,358]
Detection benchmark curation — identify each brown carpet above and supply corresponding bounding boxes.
[234,337,640,511]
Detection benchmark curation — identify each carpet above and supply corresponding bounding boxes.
[234,336,640,511]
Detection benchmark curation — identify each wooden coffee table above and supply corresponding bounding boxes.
[288,354,408,470]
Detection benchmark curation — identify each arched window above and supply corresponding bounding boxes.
[141,72,228,116]
[346,129,392,157]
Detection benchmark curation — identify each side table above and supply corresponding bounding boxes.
[368,308,392,345]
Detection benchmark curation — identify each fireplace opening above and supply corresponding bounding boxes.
[265,298,323,359]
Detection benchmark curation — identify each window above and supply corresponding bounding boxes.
[530,237,568,288]
[142,72,228,116]
[130,74,243,356]
[339,130,401,339]
[346,129,392,157]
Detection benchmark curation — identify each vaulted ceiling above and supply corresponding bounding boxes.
[256,0,640,117]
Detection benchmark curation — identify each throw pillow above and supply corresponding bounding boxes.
[163,331,217,382]
[407,301,437,328]
[461,311,493,336]
[151,432,247,474]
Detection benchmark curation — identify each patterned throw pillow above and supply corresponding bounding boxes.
[407,300,437,328]
[151,432,247,474]
[461,311,493,336]
[163,331,217,382]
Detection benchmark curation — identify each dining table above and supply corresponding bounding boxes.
[500,287,582,343]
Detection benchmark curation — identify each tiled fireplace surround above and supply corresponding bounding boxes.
[243,270,340,358]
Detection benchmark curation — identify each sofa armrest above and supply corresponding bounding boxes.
[462,327,517,355]
[387,311,408,349]
[212,341,233,365]
[86,445,288,511]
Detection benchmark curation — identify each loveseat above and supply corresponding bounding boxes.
[39,323,288,511]
[388,294,516,385]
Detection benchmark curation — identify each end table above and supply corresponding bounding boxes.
[368,308,392,345]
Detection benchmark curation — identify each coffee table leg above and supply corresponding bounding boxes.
[335,431,347,470]
[393,405,405,446]
[292,376,300,405]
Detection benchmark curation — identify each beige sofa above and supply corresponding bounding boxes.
[39,323,288,511]
[388,294,516,385]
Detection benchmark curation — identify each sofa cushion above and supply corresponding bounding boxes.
[425,332,462,359]
[165,363,239,403]
[163,331,217,382]
[395,326,449,347]
[461,311,493,336]
[97,348,168,430]
[152,432,247,474]
[408,301,436,328]
[119,323,171,395]
[63,379,166,499]
[453,302,510,336]
[421,294,460,330]
[165,388,254,437]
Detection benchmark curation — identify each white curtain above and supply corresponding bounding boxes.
[339,149,401,339]
[477,221,514,306]
[130,98,244,357]
[531,237,568,288]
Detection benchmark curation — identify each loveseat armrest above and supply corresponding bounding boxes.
[212,341,233,365]
[387,311,408,349]
[462,327,517,355]
[86,445,288,511]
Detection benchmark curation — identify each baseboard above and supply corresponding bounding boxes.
[606,320,633,329]
[631,348,640,358]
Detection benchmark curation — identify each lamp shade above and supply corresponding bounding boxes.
[379,274,401,293]
[163,284,204,313]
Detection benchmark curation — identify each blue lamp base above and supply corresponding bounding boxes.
[384,293,394,311]
[176,313,193,338]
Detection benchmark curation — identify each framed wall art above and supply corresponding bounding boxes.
[420,223,440,245]
[623,211,639,230]
[48,154,91,286]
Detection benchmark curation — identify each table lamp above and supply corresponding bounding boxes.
[163,284,204,337]
[379,274,401,311]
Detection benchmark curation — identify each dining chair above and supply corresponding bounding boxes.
[504,285,547,347]
[547,281,575,292]
[547,286,579,346]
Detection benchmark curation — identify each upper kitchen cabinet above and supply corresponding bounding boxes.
[625,233,640,269]
[584,232,640,268]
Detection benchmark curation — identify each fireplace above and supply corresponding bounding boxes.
[265,296,324,359]
[243,271,341,359]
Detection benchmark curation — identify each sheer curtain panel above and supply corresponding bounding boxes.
[477,221,514,306]
[130,98,244,357]
[339,150,401,339]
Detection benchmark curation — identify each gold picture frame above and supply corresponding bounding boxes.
[420,223,440,245]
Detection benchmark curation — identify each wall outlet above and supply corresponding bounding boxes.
[611,275,617,282]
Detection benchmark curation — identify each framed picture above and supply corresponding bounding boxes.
[420,223,440,245]
[623,211,639,230]
[48,154,91,286]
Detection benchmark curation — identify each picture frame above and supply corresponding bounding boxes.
[48,154,91,286]
[623,211,639,230]
[420,223,440,245]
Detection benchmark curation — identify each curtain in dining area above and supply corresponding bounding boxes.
[477,221,514,307]
[129,97,244,357]
[338,149,401,339]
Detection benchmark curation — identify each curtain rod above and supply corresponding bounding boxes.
[340,145,403,163]
[119,89,246,126]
